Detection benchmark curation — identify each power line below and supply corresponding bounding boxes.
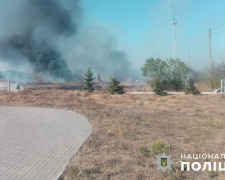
[212,21,225,30]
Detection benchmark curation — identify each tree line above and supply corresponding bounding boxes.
[76,57,225,95]
[84,57,200,95]
[141,58,200,95]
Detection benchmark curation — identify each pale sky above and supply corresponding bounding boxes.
[81,0,225,70]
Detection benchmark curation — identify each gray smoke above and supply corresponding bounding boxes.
[0,0,133,81]
[63,26,133,80]
[0,0,80,80]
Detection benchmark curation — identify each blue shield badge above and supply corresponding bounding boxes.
[161,158,167,167]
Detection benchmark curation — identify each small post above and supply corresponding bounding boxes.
[8,79,10,91]
[221,80,225,93]
[209,29,212,78]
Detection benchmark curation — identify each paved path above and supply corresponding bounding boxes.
[0,107,92,180]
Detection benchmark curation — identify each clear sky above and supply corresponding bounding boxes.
[81,0,225,70]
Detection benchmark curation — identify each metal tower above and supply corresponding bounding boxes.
[171,1,177,59]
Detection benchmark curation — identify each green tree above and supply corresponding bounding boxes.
[185,78,200,95]
[108,78,124,94]
[142,58,191,91]
[141,58,168,87]
[167,58,191,90]
[83,68,95,92]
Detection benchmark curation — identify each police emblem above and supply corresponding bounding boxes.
[161,158,167,167]
[155,153,173,172]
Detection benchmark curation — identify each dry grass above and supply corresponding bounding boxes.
[124,86,153,92]
[0,90,225,179]
[195,82,220,92]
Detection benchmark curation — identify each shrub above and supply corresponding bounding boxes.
[139,147,150,157]
[151,140,171,154]
[108,78,124,94]
[153,81,167,96]
[185,78,200,95]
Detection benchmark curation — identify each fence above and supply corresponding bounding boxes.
[221,80,225,93]
[0,79,10,91]
[0,79,23,91]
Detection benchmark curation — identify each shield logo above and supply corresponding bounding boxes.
[161,158,167,167]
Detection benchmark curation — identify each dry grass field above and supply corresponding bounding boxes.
[0,90,225,179]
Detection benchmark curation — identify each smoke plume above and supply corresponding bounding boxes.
[0,0,133,81]
[0,0,79,80]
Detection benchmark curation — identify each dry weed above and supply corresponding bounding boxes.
[0,90,225,179]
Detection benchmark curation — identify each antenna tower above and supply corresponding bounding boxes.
[171,0,177,59]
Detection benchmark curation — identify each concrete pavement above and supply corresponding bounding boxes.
[0,107,92,180]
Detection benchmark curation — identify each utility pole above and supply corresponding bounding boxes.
[209,29,212,78]
[188,50,190,68]
[187,50,191,79]
[208,21,225,79]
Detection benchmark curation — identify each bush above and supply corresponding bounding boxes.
[185,78,200,95]
[139,147,150,157]
[153,81,167,96]
[108,78,124,94]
